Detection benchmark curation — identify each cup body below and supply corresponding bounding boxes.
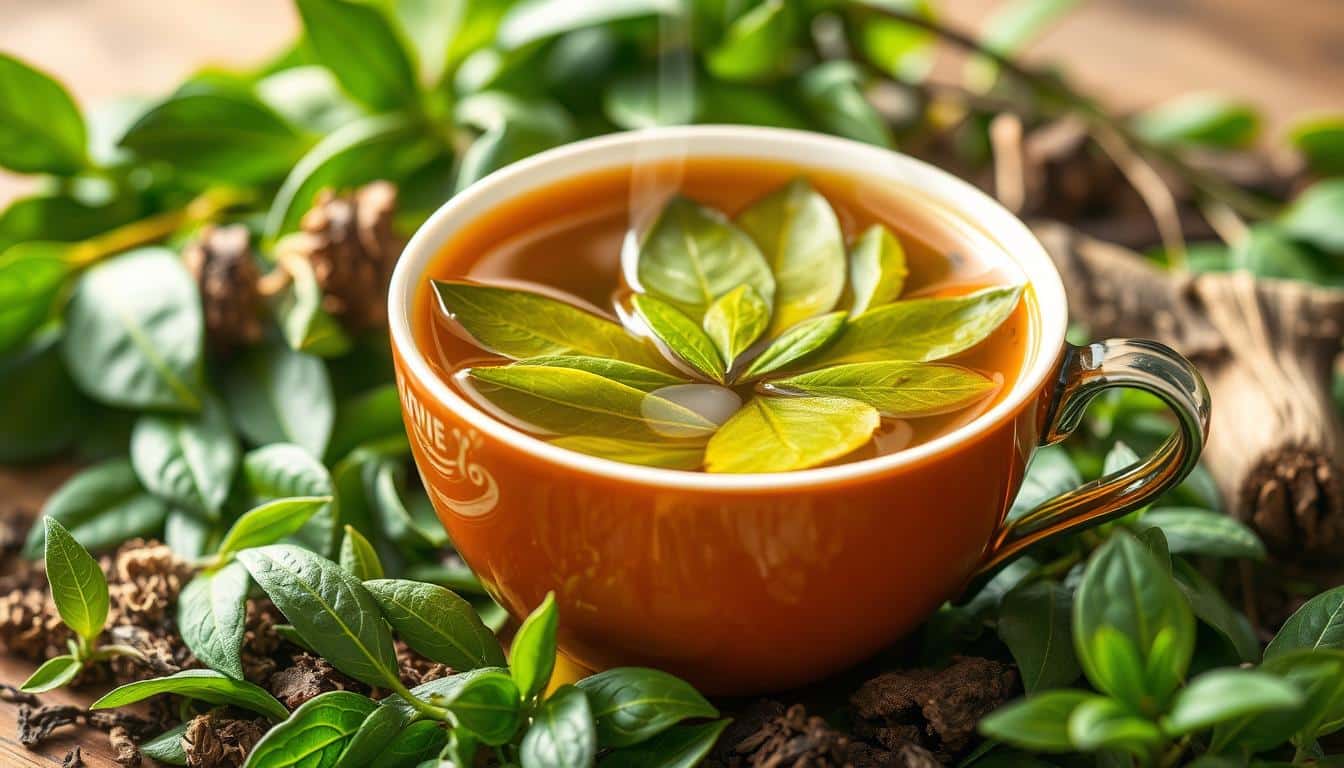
[389,126,1069,693]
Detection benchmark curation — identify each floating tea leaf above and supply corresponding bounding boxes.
[705,396,878,473]
[767,361,994,417]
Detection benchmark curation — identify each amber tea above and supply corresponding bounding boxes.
[413,158,1033,473]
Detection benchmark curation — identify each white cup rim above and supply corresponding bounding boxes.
[389,126,1068,491]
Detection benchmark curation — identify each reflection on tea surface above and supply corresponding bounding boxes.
[414,158,1033,473]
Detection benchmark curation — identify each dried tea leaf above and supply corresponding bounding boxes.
[766,361,994,417]
[847,225,907,316]
[705,396,877,473]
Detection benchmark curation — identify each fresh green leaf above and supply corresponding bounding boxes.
[0,241,72,355]
[140,723,189,766]
[465,365,717,440]
[327,385,405,462]
[977,689,1096,752]
[1067,696,1164,755]
[1173,559,1260,664]
[706,0,797,82]
[1226,650,1344,750]
[224,339,335,458]
[242,442,336,555]
[63,248,204,411]
[765,361,995,418]
[632,294,726,382]
[433,280,665,368]
[515,357,689,393]
[364,579,506,670]
[697,80,809,128]
[1161,669,1302,735]
[217,497,331,560]
[246,690,376,768]
[497,0,678,49]
[332,702,411,768]
[256,65,364,135]
[370,461,447,550]
[179,562,250,680]
[738,311,846,380]
[1231,225,1337,284]
[737,179,846,335]
[238,545,399,689]
[92,669,289,721]
[1009,445,1080,520]
[966,0,1080,88]
[847,225,907,316]
[604,71,699,130]
[1290,115,1344,176]
[855,1,936,83]
[1134,94,1260,149]
[455,119,570,192]
[598,718,731,768]
[24,459,165,557]
[0,193,140,255]
[275,253,353,357]
[705,395,878,473]
[511,592,559,702]
[20,654,82,693]
[1135,508,1266,560]
[1265,585,1344,660]
[131,395,238,518]
[521,685,596,768]
[43,517,109,643]
[295,0,419,110]
[340,525,385,581]
[0,327,88,462]
[373,720,447,767]
[550,436,705,470]
[1279,179,1344,254]
[798,61,892,148]
[701,284,769,371]
[428,669,521,745]
[0,52,87,174]
[635,196,775,322]
[118,90,310,184]
[577,667,717,748]
[812,285,1024,366]
[998,580,1080,692]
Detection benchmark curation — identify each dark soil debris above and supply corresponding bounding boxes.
[109,724,141,766]
[268,652,358,710]
[184,710,267,768]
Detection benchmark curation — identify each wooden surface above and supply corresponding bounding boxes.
[1,0,1341,765]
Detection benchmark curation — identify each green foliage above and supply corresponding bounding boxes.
[510,592,560,702]
[92,669,290,721]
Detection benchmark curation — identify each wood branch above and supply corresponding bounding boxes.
[1033,222,1344,557]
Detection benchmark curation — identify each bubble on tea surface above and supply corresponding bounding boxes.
[643,384,741,438]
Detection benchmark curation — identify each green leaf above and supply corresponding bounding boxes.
[328,385,405,462]
[1226,651,1344,750]
[706,0,797,82]
[521,685,596,768]
[424,669,522,746]
[697,81,809,129]
[632,294,725,383]
[855,2,936,83]
[515,357,689,393]
[131,396,238,518]
[242,442,336,555]
[1279,179,1344,255]
[798,62,892,148]
[977,689,1096,752]
[738,311,846,381]
[1134,94,1261,149]
[256,65,364,135]
[1231,225,1336,284]
[1290,115,1344,176]
[295,0,419,111]
[705,395,878,473]
[0,52,87,174]
[703,285,770,369]
[1073,532,1195,707]
[340,525,385,580]
[455,119,570,191]
[765,361,995,418]
[92,669,289,721]
[465,365,717,440]
[577,667,717,748]
[20,654,82,693]
[246,690,377,768]
[433,280,664,368]
[1161,669,1302,735]
[370,461,448,550]
[550,436,705,470]
[140,723,189,766]
[847,225,907,316]
[225,339,335,458]
[63,248,204,411]
[1067,696,1164,755]
[43,517,108,643]
[635,196,775,322]
[737,179,846,335]
[812,285,1024,366]
[332,703,411,768]
[364,579,506,671]
[373,720,447,767]
[998,580,1080,693]
[1173,560,1260,664]
[1265,585,1344,660]
[238,545,399,689]
[217,497,331,561]
[24,458,165,557]
[275,254,353,357]
[1009,445,1080,520]
[1135,508,1266,560]
[267,114,439,238]
[604,71,698,130]
[967,0,1080,88]
[598,718,731,768]
[179,562,250,680]
[497,0,678,49]
[0,192,139,255]
[118,90,309,184]
[0,241,73,355]
[511,592,559,702]
[0,327,87,463]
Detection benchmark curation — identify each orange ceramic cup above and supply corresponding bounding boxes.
[387,127,1211,694]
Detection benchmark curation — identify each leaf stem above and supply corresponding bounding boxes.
[67,187,255,269]
[389,678,453,722]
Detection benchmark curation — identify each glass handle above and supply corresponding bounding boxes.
[975,339,1212,575]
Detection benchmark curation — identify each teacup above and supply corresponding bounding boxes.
[387,126,1210,694]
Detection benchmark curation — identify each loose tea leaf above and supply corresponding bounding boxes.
[364,579,507,670]
[632,294,726,383]
[510,592,558,702]
[340,525,385,581]
[577,667,717,748]
[520,685,596,768]
[738,311,846,381]
[813,285,1024,366]
[846,225,907,316]
[550,436,705,470]
[246,690,376,768]
[465,365,717,440]
[635,196,775,322]
[216,497,331,560]
[225,339,335,459]
[702,284,770,369]
[515,356,689,392]
[0,52,87,174]
[130,395,239,518]
[24,458,166,557]
[434,280,665,367]
[766,361,995,417]
[44,517,109,643]
[20,654,82,694]
[705,396,878,473]
[179,561,250,680]
[92,669,290,721]
[599,718,731,768]
[736,179,846,334]
[0,241,71,355]
[238,545,399,689]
